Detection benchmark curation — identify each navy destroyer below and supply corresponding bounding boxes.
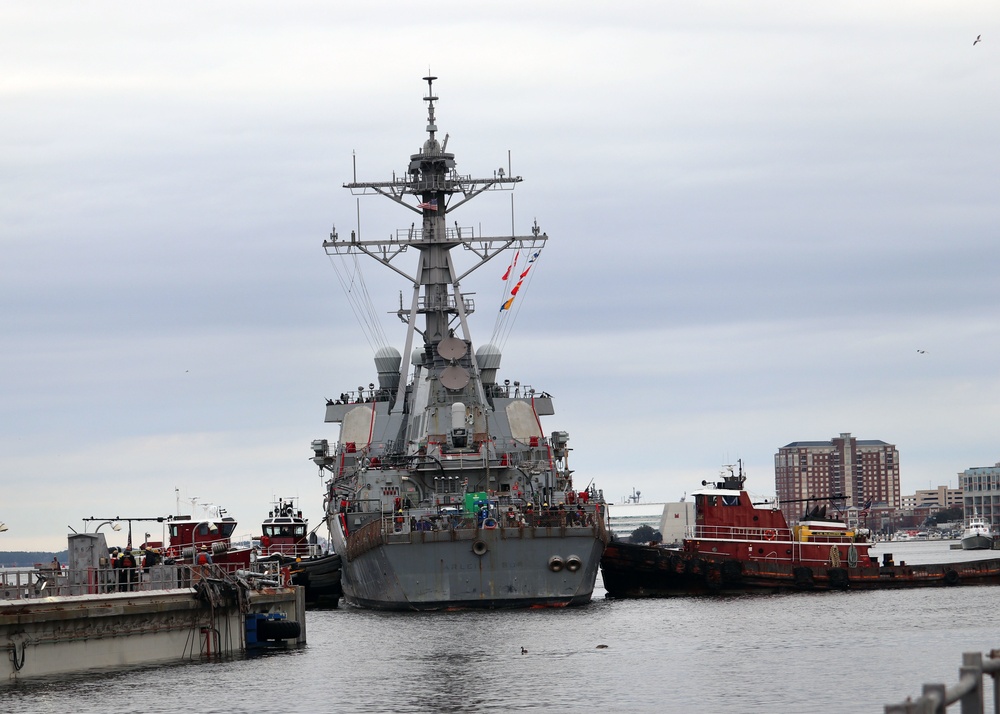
[310,76,608,610]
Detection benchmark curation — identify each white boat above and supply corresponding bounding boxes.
[961,515,994,551]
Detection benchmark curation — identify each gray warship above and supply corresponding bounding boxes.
[310,76,608,610]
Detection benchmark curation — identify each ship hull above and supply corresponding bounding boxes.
[962,535,994,551]
[288,553,342,606]
[333,522,604,610]
[600,540,1000,597]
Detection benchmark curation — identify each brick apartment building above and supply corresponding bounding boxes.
[774,432,901,526]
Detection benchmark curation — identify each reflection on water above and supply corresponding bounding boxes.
[4,540,998,714]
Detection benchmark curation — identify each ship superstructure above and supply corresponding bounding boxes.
[310,76,607,609]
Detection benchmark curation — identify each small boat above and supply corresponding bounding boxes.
[961,515,994,551]
[601,463,1000,596]
[72,508,254,592]
[162,509,253,568]
[259,499,342,606]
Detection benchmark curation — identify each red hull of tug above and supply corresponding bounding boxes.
[601,468,1000,596]
[601,540,1000,596]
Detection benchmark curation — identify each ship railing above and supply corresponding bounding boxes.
[414,293,475,314]
[0,562,285,600]
[1,564,201,598]
[802,533,859,544]
[380,503,603,536]
[687,525,794,541]
[259,543,316,559]
[395,225,476,242]
[885,650,1000,713]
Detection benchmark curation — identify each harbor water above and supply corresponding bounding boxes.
[5,540,999,713]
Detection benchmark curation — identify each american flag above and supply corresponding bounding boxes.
[417,198,438,211]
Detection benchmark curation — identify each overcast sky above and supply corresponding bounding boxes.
[2,2,998,550]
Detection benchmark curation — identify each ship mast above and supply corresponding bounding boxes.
[323,76,547,415]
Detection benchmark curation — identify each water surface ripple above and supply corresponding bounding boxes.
[5,541,997,713]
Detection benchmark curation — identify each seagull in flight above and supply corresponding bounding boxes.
[974,34,982,45]
[917,349,926,354]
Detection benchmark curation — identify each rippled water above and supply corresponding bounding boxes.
[6,541,999,713]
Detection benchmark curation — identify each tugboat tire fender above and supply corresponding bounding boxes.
[721,559,743,583]
[705,565,722,588]
[827,567,850,590]
[944,569,960,586]
[793,566,814,590]
[256,618,301,641]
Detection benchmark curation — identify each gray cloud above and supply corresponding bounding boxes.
[2,2,997,548]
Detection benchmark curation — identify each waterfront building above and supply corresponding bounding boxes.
[960,462,1000,530]
[605,501,694,544]
[912,485,963,509]
[774,432,901,526]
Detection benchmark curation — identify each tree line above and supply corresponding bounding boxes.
[0,551,69,567]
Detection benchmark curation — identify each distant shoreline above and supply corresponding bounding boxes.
[0,551,69,568]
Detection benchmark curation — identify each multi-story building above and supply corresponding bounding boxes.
[960,462,1000,530]
[912,486,963,509]
[774,432,901,526]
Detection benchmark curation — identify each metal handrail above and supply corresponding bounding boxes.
[1,561,285,600]
[885,650,1000,713]
[687,525,795,542]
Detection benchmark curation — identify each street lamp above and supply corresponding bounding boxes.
[0,522,8,533]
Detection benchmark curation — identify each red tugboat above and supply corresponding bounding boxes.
[163,510,252,569]
[258,499,341,607]
[601,463,1000,596]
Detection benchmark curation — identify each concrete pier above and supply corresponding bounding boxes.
[2,532,305,681]
[2,584,305,680]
